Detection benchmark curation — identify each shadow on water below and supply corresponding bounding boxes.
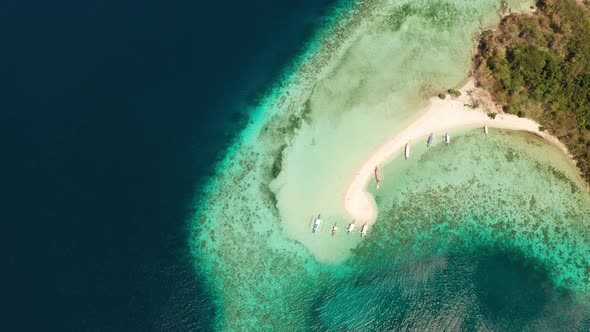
[473,250,553,324]
[312,249,589,331]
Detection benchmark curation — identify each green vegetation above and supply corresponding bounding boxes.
[448,88,462,97]
[488,112,498,119]
[475,0,590,183]
[438,93,446,99]
[466,100,480,109]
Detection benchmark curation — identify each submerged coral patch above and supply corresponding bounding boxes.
[190,0,590,329]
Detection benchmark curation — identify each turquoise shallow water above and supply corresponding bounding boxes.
[192,129,590,330]
[190,0,590,329]
[329,130,590,330]
[316,252,588,330]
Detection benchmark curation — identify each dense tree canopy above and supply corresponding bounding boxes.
[475,0,590,183]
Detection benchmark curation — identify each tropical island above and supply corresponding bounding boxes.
[475,0,590,183]
[191,0,590,329]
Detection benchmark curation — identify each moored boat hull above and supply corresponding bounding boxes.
[361,223,368,237]
[347,222,355,234]
[312,214,321,234]
[331,225,339,236]
[374,166,381,189]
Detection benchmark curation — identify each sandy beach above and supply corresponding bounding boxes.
[344,78,570,225]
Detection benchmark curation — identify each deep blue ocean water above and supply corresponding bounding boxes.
[3,0,337,329]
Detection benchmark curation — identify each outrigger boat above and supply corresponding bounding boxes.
[347,221,355,234]
[331,224,339,236]
[445,132,450,145]
[484,125,489,135]
[427,133,434,147]
[374,165,381,189]
[312,214,321,234]
[405,142,410,160]
[361,223,368,237]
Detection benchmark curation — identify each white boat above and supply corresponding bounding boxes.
[361,223,368,237]
[405,143,410,159]
[347,221,355,234]
[312,214,321,234]
[445,133,450,145]
[331,224,339,236]
[484,125,489,135]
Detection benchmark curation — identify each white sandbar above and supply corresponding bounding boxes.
[344,79,569,225]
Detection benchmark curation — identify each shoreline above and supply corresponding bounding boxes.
[343,78,572,226]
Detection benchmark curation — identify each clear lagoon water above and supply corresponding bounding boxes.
[192,0,590,330]
[13,0,590,329]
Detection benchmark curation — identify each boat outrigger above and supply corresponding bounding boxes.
[347,221,355,234]
[484,125,489,135]
[445,132,450,145]
[427,133,434,147]
[361,223,368,237]
[312,214,321,234]
[374,165,381,189]
[405,142,410,160]
[331,224,339,236]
